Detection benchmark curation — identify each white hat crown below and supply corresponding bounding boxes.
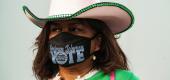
[49,0,100,16]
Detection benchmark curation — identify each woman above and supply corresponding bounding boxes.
[23,0,139,80]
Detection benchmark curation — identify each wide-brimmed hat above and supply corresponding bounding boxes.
[23,0,134,34]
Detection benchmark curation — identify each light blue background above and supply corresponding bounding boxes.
[0,0,170,80]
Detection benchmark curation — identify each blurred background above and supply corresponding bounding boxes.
[0,0,170,80]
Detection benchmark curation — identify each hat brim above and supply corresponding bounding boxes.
[23,2,134,34]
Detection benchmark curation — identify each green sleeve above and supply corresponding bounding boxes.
[87,69,139,80]
[87,70,110,80]
[115,69,140,80]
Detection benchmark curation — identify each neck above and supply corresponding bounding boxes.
[58,57,93,80]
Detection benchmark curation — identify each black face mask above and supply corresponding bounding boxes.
[49,32,97,67]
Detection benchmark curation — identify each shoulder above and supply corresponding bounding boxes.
[87,70,110,80]
[115,69,140,80]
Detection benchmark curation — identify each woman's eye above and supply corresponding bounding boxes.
[51,27,62,32]
[69,24,83,32]
[70,28,77,32]
[50,23,62,32]
[69,27,83,32]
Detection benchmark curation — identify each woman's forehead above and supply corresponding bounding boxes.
[49,18,101,33]
[50,19,95,30]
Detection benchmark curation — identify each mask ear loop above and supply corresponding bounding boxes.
[90,33,101,61]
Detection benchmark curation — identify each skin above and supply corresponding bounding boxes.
[49,20,101,80]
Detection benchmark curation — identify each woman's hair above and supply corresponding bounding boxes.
[33,18,129,80]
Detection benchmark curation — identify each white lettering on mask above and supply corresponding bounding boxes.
[50,44,85,65]
[65,44,85,64]
[50,46,68,64]
[75,46,84,62]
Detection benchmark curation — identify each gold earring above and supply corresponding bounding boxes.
[92,55,96,61]
[114,34,121,39]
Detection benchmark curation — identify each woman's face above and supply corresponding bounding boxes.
[49,19,101,53]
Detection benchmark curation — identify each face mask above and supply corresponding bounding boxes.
[49,32,97,67]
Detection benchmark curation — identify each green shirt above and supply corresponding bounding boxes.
[87,69,139,80]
